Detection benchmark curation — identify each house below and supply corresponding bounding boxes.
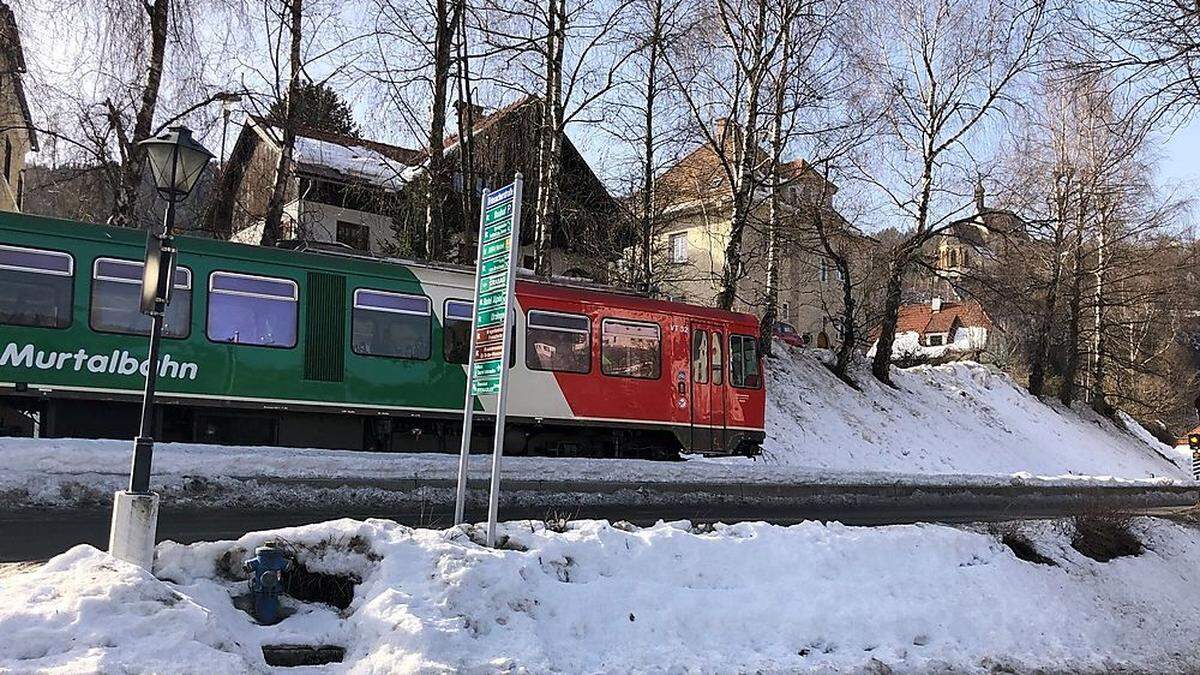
[211,116,422,253]
[416,96,626,279]
[649,120,869,347]
[0,1,38,213]
[867,298,995,362]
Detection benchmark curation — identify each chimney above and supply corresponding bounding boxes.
[712,118,740,149]
[931,297,942,312]
[974,180,985,215]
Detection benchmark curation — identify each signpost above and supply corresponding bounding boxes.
[454,174,523,547]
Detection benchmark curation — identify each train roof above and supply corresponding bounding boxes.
[0,211,760,327]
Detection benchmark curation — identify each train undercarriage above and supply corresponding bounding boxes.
[1,394,762,461]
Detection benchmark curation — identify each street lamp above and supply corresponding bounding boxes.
[108,126,213,570]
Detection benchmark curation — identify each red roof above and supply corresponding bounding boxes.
[875,300,993,340]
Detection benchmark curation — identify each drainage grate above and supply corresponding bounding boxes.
[262,645,346,667]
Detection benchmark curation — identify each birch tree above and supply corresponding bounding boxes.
[850,0,1049,385]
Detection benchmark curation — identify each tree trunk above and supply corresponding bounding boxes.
[871,252,908,385]
[262,0,303,247]
[715,1,767,311]
[1060,211,1087,406]
[424,0,456,261]
[638,0,662,293]
[454,0,475,260]
[111,0,169,227]
[1029,187,1070,397]
[1089,210,1109,414]
[533,0,565,276]
[758,6,791,357]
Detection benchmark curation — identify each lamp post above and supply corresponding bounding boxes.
[108,126,213,570]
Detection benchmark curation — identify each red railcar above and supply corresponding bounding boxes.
[506,279,766,457]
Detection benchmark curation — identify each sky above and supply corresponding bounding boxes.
[1157,117,1200,218]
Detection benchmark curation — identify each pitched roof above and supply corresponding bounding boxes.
[880,299,994,340]
[248,115,421,190]
[438,94,537,156]
[0,1,38,151]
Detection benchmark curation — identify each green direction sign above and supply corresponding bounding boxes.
[480,256,508,277]
[474,360,501,378]
[479,272,508,294]
[481,237,510,261]
[484,202,512,225]
[478,290,506,310]
[475,306,506,328]
[472,376,501,396]
[469,180,519,399]
[482,218,512,243]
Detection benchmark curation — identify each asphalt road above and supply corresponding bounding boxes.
[3,500,1194,563]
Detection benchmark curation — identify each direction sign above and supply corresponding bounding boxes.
[455,174,524,547]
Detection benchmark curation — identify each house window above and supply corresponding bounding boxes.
[207,272,298,348]
[526,310,590,373]
[352,289,431,360]
[601,319,661,379]
[819,259,829,283]
[669,233,688,264]
[0,244,74,328]
[927,334,945,347]
[91,258,191,338]
[337,221,371,252]
[729,334,761,388]
[781,301,791,321]
[3,137,11,183]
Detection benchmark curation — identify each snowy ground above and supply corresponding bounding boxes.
[3,515,1200,673]
[0,351,1186,510]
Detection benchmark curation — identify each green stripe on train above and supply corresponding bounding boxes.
[0,212,473,414]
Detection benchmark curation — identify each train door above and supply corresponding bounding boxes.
[689,323,727,452]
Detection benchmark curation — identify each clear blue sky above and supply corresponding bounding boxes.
[1158,117,1200,224]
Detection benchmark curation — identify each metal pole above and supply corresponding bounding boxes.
[129,198,174,494]
[486,173,523,547]
[454,186,493,525]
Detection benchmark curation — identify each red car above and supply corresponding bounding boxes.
[773,321,806,347]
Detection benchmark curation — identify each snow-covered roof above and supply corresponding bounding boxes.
[250,117,419,192]
[291,135,410,191]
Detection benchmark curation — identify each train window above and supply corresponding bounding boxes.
[207,271,298,348]
[526,310,590,373]
[711,332,724,385]
[0,244,73,329]
[444,300,517,366]
[352,289,431,360]
[443,299,474,364]
[730,334,761,389]
[601,319,661,379]
[91,258,192,338]
[691,330,708,384]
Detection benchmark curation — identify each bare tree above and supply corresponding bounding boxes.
[261,0,304,246]
[849,0,1049,384]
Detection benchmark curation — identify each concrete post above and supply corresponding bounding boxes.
[108,491,159,570]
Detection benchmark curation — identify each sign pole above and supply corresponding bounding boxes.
[453,187,493,525]
[486,174,523,547]
[453,173,523,543]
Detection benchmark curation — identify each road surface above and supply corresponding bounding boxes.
[2,499,1195,563]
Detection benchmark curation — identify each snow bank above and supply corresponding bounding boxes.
[0,349,1185,511]
[763,348,1184,480]
[4,516,1200,672]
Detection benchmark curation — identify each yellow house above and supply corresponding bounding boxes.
[0,2,38,213]
[648,130,866,348]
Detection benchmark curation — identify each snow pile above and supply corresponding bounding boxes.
[4,516,1200,672]
[763,348,1183,480]
[0,546,251,672]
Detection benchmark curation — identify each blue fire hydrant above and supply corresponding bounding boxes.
[243,544,293,625]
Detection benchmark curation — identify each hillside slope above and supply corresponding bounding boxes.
[764,348,1184,481]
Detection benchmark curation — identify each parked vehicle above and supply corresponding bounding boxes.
[0,213,765,457]
[773,322,806,347]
